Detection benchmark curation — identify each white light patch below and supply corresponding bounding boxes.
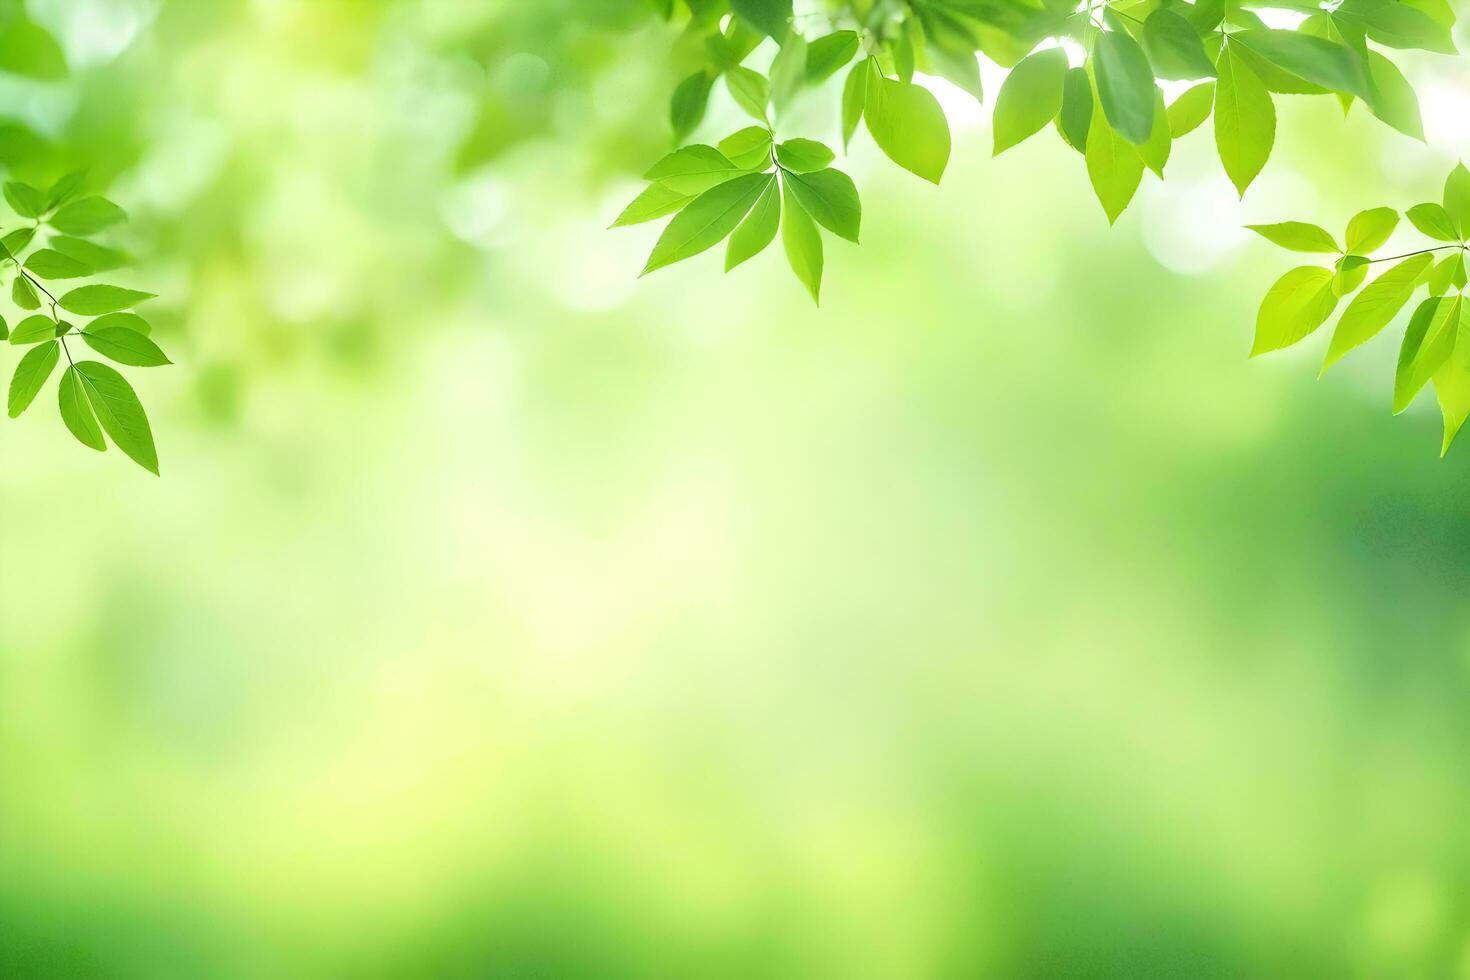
[1256,8,1308,29]
[1420,79,1470,157]
[1142,179,1255,276]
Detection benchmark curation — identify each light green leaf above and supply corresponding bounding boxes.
[4,181,44,217]
[0,226,34,258]
[1095,30,1158,145]
[1427,252,1468,296]
[1434,359,1470,456]
[8,314,55,345]
[841,61,867,150]
[806,31,860,84]
[992,48,1068,156]
[1333,255,1370,296]
[24,248,91,279]
[1365,51,1423,141]
[11,275,39,310]
[645,145,744,195]
[50,236,128,272]
[1398,294,1463,413]
[81,326,171,367]
[1345,0,1457,54]
[726,175,781,271]
[1407,202,1460,242]
[46,172,84,211]
[1085,110,1145,225]
[783,168,860,243]
[865,64,951,184]
[1395,297,1443,412]
[59,285,156,316]
[0,18,66,80]
[74,360,158,474]
[670,71,712,144]
[1215,45,1276,197]
[775,138,835,173]
[7,339,57,417]
[1138,89,1171,177]
[58,365,105,451]
[641,172,770,276]
[726,66,771,122]
[87,312,152,337]
[1344,207,1399,253]
[1167,82,1215,137]
[610,183,695,229]
[770,34,807,114]
[1322,253,1433,370]
[1142,9,1218,80]
[926,45,983,101]
[1056,67,1093,152]
[1231,30,1373,100]
[718,127,775,170]
[781,181,823,304]
[0,314,6,340]
[1245,221,1340,253]
[1443,163,1470,238]
[1251,265,1338,355]
[48,196,127,235]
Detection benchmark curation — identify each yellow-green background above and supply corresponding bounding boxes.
[3,1,1470,976]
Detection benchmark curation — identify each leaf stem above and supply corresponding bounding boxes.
[1368,244,1466,265]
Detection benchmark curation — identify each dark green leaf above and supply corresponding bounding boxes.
[1095,30,1157,145]
[1056,67,1093,152]
[730,0,792,39]
[1142,9,1218,80]
[1230,30,1373,101]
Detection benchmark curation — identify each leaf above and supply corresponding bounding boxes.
[730,0,792,39]
[58,365,105,451]
[781,181,823,304]
[726,66,771,122]
[8,339,57,417]
[1365,51,1423,141]
[1344,207,1398,254]
[783,168,860,242]
[1443,163,1470,239]
[0,314,6,340]
[1230,30,1373,101]
[45,171,84,210]
[864,66,951,184]
[1395,297,1443,412]
[48,196,127,235]
[24,248,91,279]
[841,61,867,151]
[87,312,151,337]
[0,18,66,80]
[59,285,156,316]
[74,360,158,474]
[81,326,171,367]
[1251,266,1338,355]
[8,314,56,345]
[1333,254,1370,296]
[806,31,860,84]
[4,181,44,217]
[726,176,781,271]
[1056,67,1093,152]
[1095,30,1158,145]
[0,226,34,258]
[1138,90,1172,177]
[50,236,129,271]
[1085,110,1145,225]
[610,183,695,228]
[670,71,714,144]
[1407,203,1460,242]
[1322,253,1433,370]
[1428,252,1468,296]
[1342,0,1457,54]
[1397,294,1463,412]
[927,45,983,101]
[1142,9,1218,80]
[641,172,770,276]
[11,275,38,310]
[775,138,835,173]
[1245,221,1340,253]
[1434,359,1470,456]
[718,127,775,170]
[769,34,807,113]
[992,48,1068,156]
[645,145,744,195]
[1214,45,1276,197]
[1167,82,1215,137]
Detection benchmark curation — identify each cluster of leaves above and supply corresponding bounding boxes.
[623,0,1455,299]
[1,176,166,474]
[1251,164,1470,455]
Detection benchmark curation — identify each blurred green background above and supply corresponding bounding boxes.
[4,1,1470,976]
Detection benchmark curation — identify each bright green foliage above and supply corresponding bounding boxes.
[1095,30,1156,145]
[993,49,1067,156]
[1250,164,1470,455]
[1215,45,1275,198]
[0,170,167,474]
[781,181,822,304]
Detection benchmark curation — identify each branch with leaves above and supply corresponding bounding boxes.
[2,178,166,475]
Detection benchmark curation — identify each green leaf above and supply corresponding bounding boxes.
[58,365,105,451]
[8,314,55,345]
[726,66,771,122]
[1056,67,1094,152]
[1214,45,1275,197]
[1365,52,1423,141]
[1251,266,1338,355]
[81,326,171,367]
[1427,252,1468,296]
[775,138,834,173]
[927,46,983,102]
[1190,0,1226,31]
[864,65,951,184]
[1322,253,1434,370]
[1443,163,1470,239]
[1085,110,1145,225]
[87,312,151,337]
[1434,359,1470,456]
[841,61,868,150]
[59,285,156,316]
[24,248,91,279]
[1395,297,1443,412]
[1407,202,1460,242]
[780,181,823,304]
[641,172,770,276]
[992,48,1068,156]
[769,34,807,113]
[1397,294,1463,412]
[1340,0,1457,54]
[1344,207,1399,254]
[1142,9,1218,80]
[1138,89,1171,177]
[645,145,744,195]
[0,226,34,258]
[50,236,128,272]
[11,275,38,310]
[74,360,158,474]
[1245,221,1340,253]
[718,127,775,170]
[0,313,7,340]
[0,19,65,80]
[1333,254,1370,296]
[610,183,695,228]
[730,0,792,39]
[1230,30,1372,101]
[806,31,860,84]
[45,172,84,210]
[4,181,44,218]
[1095,30,1157,145]
[48,196,127,235]
[1167,82,1215,137]
[670,71,714,144]
[726,175,781,271]
[783,168,860,243]
[7,339,57,417]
